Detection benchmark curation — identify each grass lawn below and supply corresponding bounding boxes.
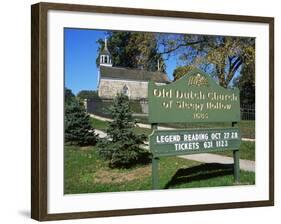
[90,117,255,161]
[215,141,255,161]
[64,145,255,194]
[90,117,152,136]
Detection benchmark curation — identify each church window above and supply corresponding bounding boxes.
[122,85,129,96]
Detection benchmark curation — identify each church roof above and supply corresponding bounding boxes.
[100,38,111,56]
[100,48,111,56]
[100,66,170,83]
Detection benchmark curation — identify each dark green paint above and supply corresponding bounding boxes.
[149,128,241,158]
[149,127,241,189]
[151,123,159,189]
[148,69,240,123]
[148,69,241,189]
[233,150,240,183]
[152,157,159,189]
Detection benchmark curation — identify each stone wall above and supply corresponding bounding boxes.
[98,78,148,100]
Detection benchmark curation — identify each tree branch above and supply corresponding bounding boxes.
[159,40,204,55]
[226,58,243,84]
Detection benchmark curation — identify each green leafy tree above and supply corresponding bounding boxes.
[158,34,255,88]
[202,37,255,88]
[65,88,98,146]
[77,90,99,100]
[96,31,166,72]
[233,62,255,106]
[65,87,75,103]
[172,65,197,80]
[97,93,149,168]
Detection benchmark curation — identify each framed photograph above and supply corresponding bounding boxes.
[31,2,274,221]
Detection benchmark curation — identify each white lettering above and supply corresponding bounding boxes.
[156,135,181,143]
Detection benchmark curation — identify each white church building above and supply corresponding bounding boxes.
[97,39,170,100]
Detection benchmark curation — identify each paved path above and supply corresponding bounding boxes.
[95,129,107,138]
[90,114,255,142]
[93,126,255,172]
[179,154,255,172]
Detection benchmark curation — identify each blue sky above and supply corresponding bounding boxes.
[64,28,178,95]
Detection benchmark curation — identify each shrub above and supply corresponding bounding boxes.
[77,90,100,100]
[97,93,150,168]
[65,88,98,146]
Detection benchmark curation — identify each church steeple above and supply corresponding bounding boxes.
[99,38,112,67]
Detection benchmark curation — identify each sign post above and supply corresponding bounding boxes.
[233,149,240,183]
[232,122,240,183]
[151,123,159,189]
[148,69,241,189]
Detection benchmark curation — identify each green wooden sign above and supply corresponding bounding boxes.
[149,128,241,158]
[148,69,240,123]
[148,69,241,189]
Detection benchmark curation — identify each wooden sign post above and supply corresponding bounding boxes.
[148,69,241,189]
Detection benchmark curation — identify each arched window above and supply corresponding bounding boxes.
[104,56,108,63]
[122,85,129,96]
